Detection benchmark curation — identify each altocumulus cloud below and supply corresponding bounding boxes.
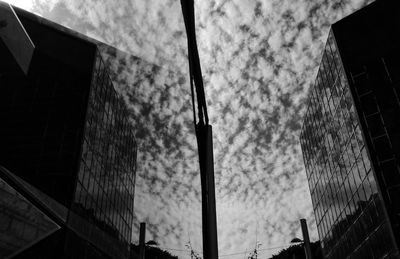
[8,0,374,257]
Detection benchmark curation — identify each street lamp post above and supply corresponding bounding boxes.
[300,219,312,259]
[290,219,313,259]
[139,222,146,259]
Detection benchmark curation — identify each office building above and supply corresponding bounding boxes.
[300,0,400,258]
[0,2,136,258]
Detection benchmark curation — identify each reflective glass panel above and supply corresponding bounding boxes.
[0,176,59,258]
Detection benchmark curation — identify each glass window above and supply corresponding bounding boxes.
[0,176,60,258]
[360,93,378,116]
[298,32,399,258]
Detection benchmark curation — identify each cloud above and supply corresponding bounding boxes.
[16,0,376,257]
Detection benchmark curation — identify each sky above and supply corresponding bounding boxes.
[6,0,373,258]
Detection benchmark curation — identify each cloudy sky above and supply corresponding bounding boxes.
[8,0,373,257]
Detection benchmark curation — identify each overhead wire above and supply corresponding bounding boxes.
[154,242,296,258]
[219,243,294,257]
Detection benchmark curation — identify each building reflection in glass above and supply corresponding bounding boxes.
[0,175,59,258]
[72,52,137,247]
[0,4,138,258]
[300,30,396,258]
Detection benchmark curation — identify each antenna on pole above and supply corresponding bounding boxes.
[185,235,201,259]
[248,221,261,259]
[255,220,258,250]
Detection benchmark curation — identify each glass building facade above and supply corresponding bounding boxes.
[0,172,60,258]
[73,52,136,245]
[300,1,400,258]
[300,30,396,258]
[0,3,137,259]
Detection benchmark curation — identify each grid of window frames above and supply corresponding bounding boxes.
[350,54,400,256]
[300,30,395,259]
[73,52,137,246]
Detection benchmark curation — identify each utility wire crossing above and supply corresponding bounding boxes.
[159,243,296,257]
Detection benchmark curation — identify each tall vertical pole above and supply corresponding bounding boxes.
[196,123,218,259]
[139,222,146,259]
[300,219,312,259]
[180,0,219,258]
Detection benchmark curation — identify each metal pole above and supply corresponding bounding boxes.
[300,219,312,259]
[196,123,218,259]
[180,0,218,258]
[139,222,146,259]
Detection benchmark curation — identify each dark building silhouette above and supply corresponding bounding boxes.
[130,244,178,259]
[270,241,322,259]
[0,2,136,258]
[300,0,400,258]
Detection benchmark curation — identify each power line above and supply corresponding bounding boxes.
[219,243,294,257]
[157,246,191,252]
[153,243,294,258]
